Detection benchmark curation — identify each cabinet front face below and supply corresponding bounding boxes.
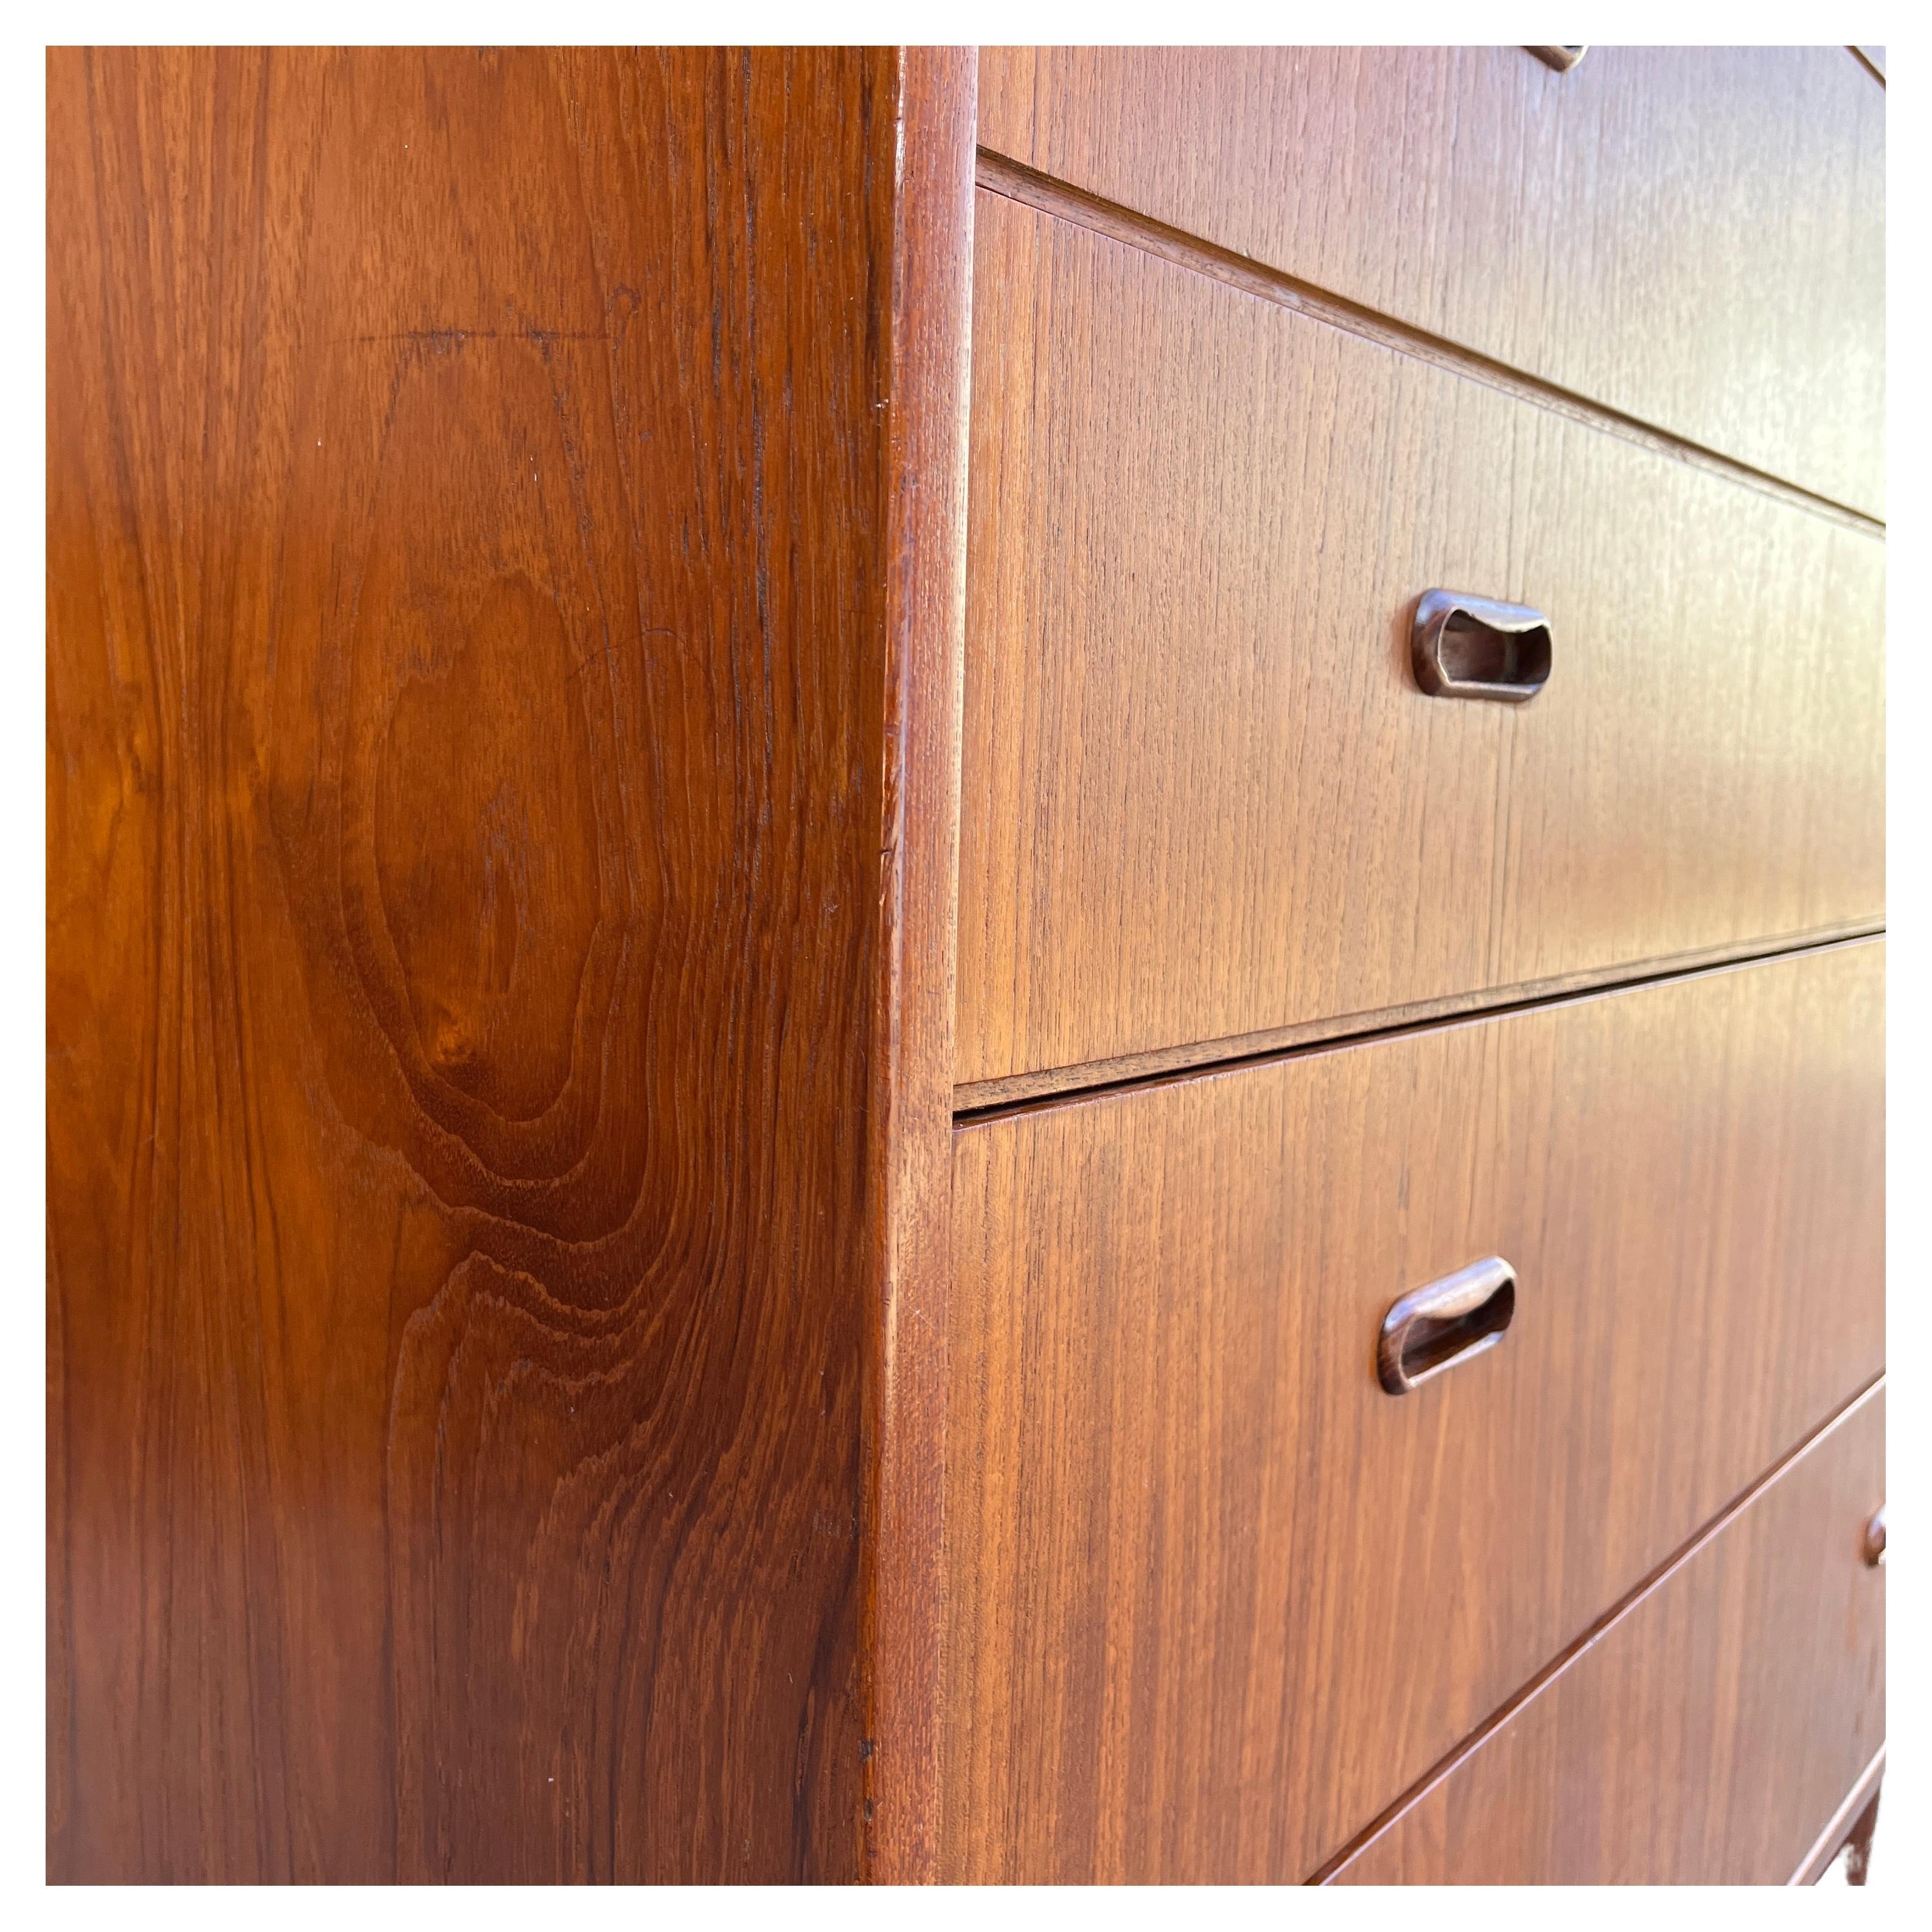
[942,942,1882,1883]
[956,188,1884,1097]
[1331,1385,1886,1886]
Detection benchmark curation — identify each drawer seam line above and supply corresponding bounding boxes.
[1307,1372,1887,1883]
[1789,1743,1888,1882]
[974,148,1885,537]
[954,923,1886,1123]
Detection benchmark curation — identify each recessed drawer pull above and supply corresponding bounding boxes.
[1864,1506,1886,1566]
[1529,47,1588,74]
[1411,590,1552,703]
[1378,1255,1518,1394]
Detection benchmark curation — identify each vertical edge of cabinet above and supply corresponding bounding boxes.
[860,47,978,1886]
[48,49,919,1883]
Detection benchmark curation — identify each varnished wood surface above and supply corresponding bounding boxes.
[955,924,1885,1116]
[861,49,977,1885]
[1792,1746,1886,1885]
[47,46,930,1883]
[978,46,1885,517]
[1330,1384,1886,1884]
[957,190,1885,1092]
[971,150,1873,543]
[943,943,1884,1883]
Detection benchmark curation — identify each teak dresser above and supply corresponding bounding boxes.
[49,47,1884,1884]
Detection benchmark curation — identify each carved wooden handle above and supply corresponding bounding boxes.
[1411,590,1552,704]
[1378,1256,1518,1395]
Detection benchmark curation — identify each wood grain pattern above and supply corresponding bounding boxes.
[978,46,1886,517]
[861,47,977,1885]
[954,924,1888,1116]
[957,190,1885,1092]
[46,46,950,1883]
[943,942,1885,1883]
[971,149,1876,543]
[1792,1745,1886,1884]
[1330,1384,1886,1885]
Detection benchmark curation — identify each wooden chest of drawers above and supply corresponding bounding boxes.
[48,47,1883,1885]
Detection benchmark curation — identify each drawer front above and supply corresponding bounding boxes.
[942,943,1883,1883]
[957,191,1884,1094]
[979,46,1885,516]
[1331,1384,1886,1885]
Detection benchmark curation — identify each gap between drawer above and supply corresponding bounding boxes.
[953,922,1886,1122]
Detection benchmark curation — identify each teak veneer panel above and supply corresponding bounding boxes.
[47,46,975,1883]
[943,942,1883,1883]
[979,46,1885,517]
[957,191,1885,1091]
[1332,1384,1886,1885]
